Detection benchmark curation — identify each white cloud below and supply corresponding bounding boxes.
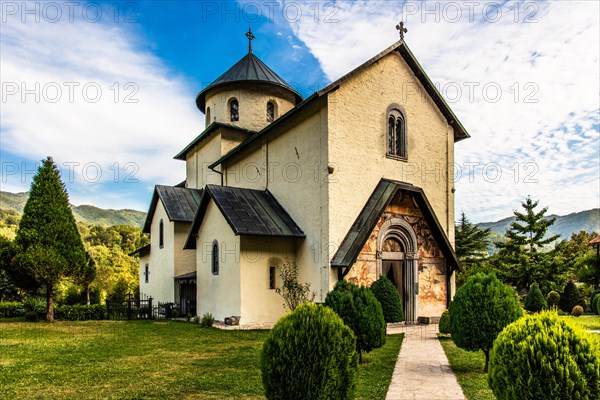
[0,9,203,210]
[282,0,600,222]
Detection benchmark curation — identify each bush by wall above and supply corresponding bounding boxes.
[370,276,404,323]
[488,311,600,400]
[54,304,106,321]
[546,291,560,309]
[261,303,358,400]
[524,282,547,312]
[449,273,523,372]
[325,280,386,363]
[439,310,451,334]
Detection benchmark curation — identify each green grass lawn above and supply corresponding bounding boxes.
[438,336,495,400]
[562,314,600,331]
[0,320,403,400]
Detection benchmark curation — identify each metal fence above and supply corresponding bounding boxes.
[106,293,153,320]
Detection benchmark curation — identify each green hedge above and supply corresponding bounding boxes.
[439,310,451,334]
[54,304,107,321]
[488,311,600,400]
[0,301,24,318]
[370,276,404,323]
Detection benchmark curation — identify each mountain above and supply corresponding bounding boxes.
[0,191,146,228]
[476,208,600,241]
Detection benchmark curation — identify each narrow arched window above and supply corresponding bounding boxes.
[229,98,239,122]
[159,219,164,249]
[211,240,219,275]
[266,101,275,122]
[387,109,407,159]
[206,107,211,126]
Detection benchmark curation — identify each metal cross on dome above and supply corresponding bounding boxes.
[245,27,255,53]
[396,21,407,40]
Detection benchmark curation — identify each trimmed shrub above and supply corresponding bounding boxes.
[261,303,358,400]
[325,280,386,363]
[0,301,24,318]
[593,295,600,315]
[370,276,404,323]
[54,304,106,321]
[560,281,585,313]
[200,313,214,328]
[546,290,560,309]
[449,273,523,372]
[24,311,38,322]
[524,282,547,312]
[488,311,600,400]
[572,305,584,317]
[439,310,451,334]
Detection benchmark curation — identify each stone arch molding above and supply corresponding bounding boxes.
[377,217,419,322]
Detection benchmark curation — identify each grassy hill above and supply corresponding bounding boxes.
[0,191,146,228]
[476,208,600,241]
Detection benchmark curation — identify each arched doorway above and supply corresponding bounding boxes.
[377,218,419,322]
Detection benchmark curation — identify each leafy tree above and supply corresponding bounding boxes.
[13,157,86,322]
[0,236,19,301]
[559,280,585,313]
[325,280,386,363]
[523,282,547,312]
[74,252,96,305]
[494,197,561,292]
[576,252,600,289]
[275,259,315,311]
[449,273,523,372]
[370,276,404,322]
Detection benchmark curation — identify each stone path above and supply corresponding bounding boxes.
[386,324,465,400]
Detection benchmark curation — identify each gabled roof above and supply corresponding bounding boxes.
[184,185,305,249]
[209,39,470,170]
[174,122,255,161]
[590,235,600,245]
[195,52,303,112]
[330,179,462,275]
[142,185,204,233]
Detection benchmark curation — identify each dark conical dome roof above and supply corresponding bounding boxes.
[195,52,302,112]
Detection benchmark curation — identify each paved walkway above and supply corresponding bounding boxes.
[386,324,465,400]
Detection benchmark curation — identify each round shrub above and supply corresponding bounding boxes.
[438,310,451,334]
[370,276,404,323]
[449,273,523,372]
[488,311,600,400]
[325,280,386,363]
[546,290,560,309]
[524,282,547,312]
[572,305,584,317]
[261,303,358,400]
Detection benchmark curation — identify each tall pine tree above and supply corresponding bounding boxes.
[455,212,492,265]
[14,157,86,321]
[495,197,561,292]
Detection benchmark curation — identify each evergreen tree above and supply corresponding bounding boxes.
[455,212,492,265]
[13,157,86,322]
[559,280,585,313]
[495,197,561,292]
[523,282,547,312]
[75,252,96,305]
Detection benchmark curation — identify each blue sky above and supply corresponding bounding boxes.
[1,0,599,223]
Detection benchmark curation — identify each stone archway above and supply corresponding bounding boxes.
[377,218,419,322]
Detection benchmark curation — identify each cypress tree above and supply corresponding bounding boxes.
[559,281,585,313]
[523,282,547,312]
[14,157,86,321]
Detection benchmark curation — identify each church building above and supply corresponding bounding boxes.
[135,28,469,325]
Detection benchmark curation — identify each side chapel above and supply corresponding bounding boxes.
[134,28,469,325]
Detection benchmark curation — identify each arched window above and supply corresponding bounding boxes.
[206,107,211,126]
[211,240,219,275]
[229,98,239,122]
[159,219,164,249]
[266,101,276,122]
[387,108,407,159]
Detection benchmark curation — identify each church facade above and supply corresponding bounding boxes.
[135,33,469,325]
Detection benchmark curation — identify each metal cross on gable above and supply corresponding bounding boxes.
[396,21,407,40]
[245,26,255,53]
